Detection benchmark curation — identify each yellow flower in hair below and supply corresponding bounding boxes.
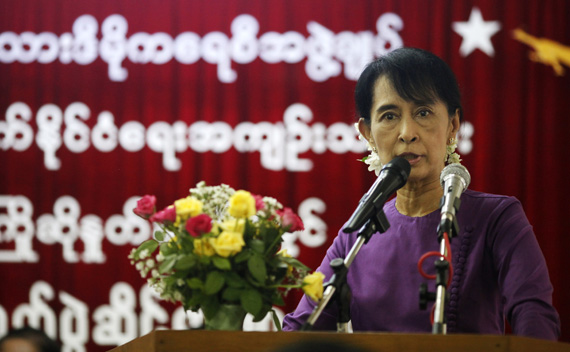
[228,190,256,218]
[302,271,325,302]
[174,196,203,221]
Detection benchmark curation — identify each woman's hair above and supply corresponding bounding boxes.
[0,327,60,352]
[354,47,463,124]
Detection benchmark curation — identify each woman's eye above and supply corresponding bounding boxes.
[382,113,396,121]
[418,109,430,117]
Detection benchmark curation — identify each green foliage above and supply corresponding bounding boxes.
[129,183,314,327]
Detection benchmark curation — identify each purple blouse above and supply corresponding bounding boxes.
[283,190,560,340]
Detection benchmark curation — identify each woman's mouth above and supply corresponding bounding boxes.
[399,153,422,165]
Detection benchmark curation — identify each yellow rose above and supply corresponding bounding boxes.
[211,231,245,257]
[193,238,215,257]
[220,218,245,234]
[174,196,203,221]
[228,190,256,218]
[302,272,325,302]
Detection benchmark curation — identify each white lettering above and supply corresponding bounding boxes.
[0,13,404,83]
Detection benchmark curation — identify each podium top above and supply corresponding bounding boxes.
[108,330,570,352]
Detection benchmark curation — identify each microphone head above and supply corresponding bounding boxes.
[382,156,411,183]
[440,163,471,191]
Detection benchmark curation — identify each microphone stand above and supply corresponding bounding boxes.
[300,209,390,332]
[430,197,460,334]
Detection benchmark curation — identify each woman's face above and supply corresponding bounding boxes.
[359,75,460,186]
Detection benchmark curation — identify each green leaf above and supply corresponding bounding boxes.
[271,294,285,306]
[248,254,267,283]
[175,254,197,270]
[159,255,177,274]
[222,287,242,302]
[160,242,177,256]
[225,272,246,288]
[204,271,225,295]
[136,240,159,257]
[234,250,251,263]
[201,296,220,320]
[154,230,165,242]
[186,277,204,289]
[250,239,265,253]
[271,309,282,331]
[185,291,205,310]
[280,256,310,271]
[253,304,271,322]
[240,289,262,316]
[212,256,232,270]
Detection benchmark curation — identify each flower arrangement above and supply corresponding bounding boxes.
[129,181,324,328]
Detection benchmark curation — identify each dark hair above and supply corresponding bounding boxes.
[0,327,60,352]
[354,47,463,124]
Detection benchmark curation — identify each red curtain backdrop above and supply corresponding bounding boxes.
[1,0,568,350]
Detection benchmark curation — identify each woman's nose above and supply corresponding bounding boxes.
[398,116,419,143]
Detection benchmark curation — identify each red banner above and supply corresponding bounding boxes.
[1,0,569,350]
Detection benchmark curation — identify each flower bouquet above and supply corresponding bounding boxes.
[129,181,324,330]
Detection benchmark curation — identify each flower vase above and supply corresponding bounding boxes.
[204,304,247,331]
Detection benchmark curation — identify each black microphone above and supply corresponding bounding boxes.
[438,163,471,237]
[343,157,411,233]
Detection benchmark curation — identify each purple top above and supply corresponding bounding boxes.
[283,190,560,340]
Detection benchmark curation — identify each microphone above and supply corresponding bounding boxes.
[438,163,471,237]
[343,156,411,233]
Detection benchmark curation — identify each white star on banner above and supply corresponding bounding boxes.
[452,7,502,57]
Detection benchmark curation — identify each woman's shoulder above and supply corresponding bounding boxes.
[460,189,526,223]
[462,189,520,207]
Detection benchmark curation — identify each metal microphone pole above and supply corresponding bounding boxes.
[300,210,390,332]
[431,195,460,334]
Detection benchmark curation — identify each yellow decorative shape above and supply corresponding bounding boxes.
[513,28,570,76]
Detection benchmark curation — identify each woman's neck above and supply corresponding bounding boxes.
[395,178,443,217]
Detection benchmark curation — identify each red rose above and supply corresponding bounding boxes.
[150,206,176,224]
[278,207,304,232]
[252,194,265,211]
[185,213,213,237]
[133,195,156,219]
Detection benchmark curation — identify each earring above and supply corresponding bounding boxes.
[354,122,384,175]
[446,137,462,164]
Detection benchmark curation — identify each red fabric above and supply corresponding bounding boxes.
[1,0,569,350]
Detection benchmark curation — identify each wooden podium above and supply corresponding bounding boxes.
[108,330,570,352]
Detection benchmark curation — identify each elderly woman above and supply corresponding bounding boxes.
[282,47,560,340]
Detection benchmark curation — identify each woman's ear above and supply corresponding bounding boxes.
[358,118,372,143]
[449,109,460,138]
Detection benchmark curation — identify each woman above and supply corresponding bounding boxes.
[282,47,560,340]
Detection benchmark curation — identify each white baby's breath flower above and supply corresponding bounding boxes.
[139,249,149,260]
[151,269,160,278]
[355,122,384,175]
[446,139,462,164]
[136,262,144,271]
[156,253,165,262]
[177,279,185,286]
[173,291,183,301]
[146,259,155,268]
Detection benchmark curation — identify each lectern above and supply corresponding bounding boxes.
[108,330,570,352]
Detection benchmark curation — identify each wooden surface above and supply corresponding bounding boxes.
[108,330,570,352]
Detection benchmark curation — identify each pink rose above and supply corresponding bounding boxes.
[150,206,176,224]
[252,194,265,211]
[185,213,213,237]
[133,195,156,219]
[278,207,304,232]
